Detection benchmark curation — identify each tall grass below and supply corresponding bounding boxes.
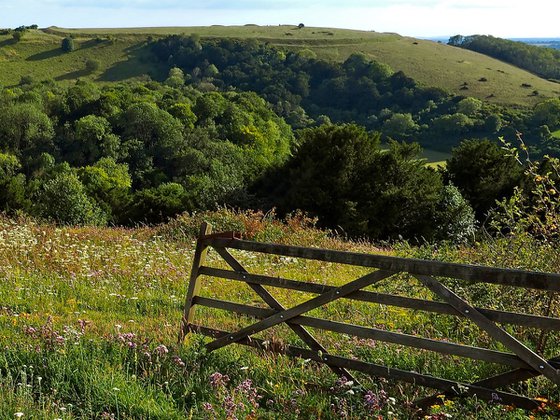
[0,211,558,418]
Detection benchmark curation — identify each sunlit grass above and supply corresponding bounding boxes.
[0,212,558,418]
[1,26,559,106]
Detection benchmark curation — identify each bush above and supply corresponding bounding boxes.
[490,134,560,241]
[61,37,75,52]
[12,31,24,42]
[19,75,35,85]
[271,124,460,242]
[434,184,476,243]
[126,183,189,224]
[446,138,524,219]
[85,59,100,73]
[33,171,106,226]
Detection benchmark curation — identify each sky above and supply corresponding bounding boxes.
[1,0,559,38]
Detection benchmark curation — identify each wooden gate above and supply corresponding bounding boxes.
[180,222,560,410]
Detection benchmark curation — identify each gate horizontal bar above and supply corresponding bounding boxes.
[194,296,532,369]
[190,324,541,410]
[205,238,560,291]
[199,266,560,330]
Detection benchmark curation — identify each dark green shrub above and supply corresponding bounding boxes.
[85,59,100,73]
[33,171,107,226]
[61,37,75,52]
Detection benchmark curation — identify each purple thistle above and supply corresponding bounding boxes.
[154,344,168,356]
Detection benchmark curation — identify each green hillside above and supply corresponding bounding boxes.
[0,29,167,85]
[1,25,560,107]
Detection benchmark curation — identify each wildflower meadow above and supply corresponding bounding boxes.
[0,210,559,418]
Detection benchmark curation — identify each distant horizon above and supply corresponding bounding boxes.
[3,0,559,39]
[21,25,560,42]
[423,35,560,41]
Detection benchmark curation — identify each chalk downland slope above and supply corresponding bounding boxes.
[1,25,559,107]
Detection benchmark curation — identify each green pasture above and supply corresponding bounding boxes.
[380,145,449,168]
[1,26,559,106]
[0,29,167,87]
[423,149,450,168]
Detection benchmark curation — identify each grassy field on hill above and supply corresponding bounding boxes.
[2,25,560,107]
[0,210,559,418]
[0,29,168,86]
[421,148,450,167]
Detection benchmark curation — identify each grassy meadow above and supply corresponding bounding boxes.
[0,29,167,87]
[1,210,559,418]
[421,149,450,168]
[1,26,560,107]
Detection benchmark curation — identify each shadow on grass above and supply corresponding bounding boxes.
[27,48,64,61]
[0,39,16,48]
[55,69,91,81]
[98,59,154,82]
[97,42,166,82]
[80,39,105,49]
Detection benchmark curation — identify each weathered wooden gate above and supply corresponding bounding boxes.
[180,222,560,410]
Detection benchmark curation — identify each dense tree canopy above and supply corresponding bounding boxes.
[0,80,294,226]
[259,124,475,241]
[150,35,556,155]
[0,76,481,242]
[0,36,555,242]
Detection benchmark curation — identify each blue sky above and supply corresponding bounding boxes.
[2,0,559,37]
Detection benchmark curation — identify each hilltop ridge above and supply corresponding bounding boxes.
[1,25,559,107]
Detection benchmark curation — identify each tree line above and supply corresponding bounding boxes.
[0,78,483,241]
[0,80,292,226]
[449,34,560,81]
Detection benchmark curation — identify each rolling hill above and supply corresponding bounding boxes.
[1,25,560,108]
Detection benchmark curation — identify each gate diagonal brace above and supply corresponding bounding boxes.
[212,246,359,383]
[414,274,560,408]
[205,269,396,352]
[415,274,560,385]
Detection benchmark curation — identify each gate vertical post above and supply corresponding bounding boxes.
[179,222,212,343]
